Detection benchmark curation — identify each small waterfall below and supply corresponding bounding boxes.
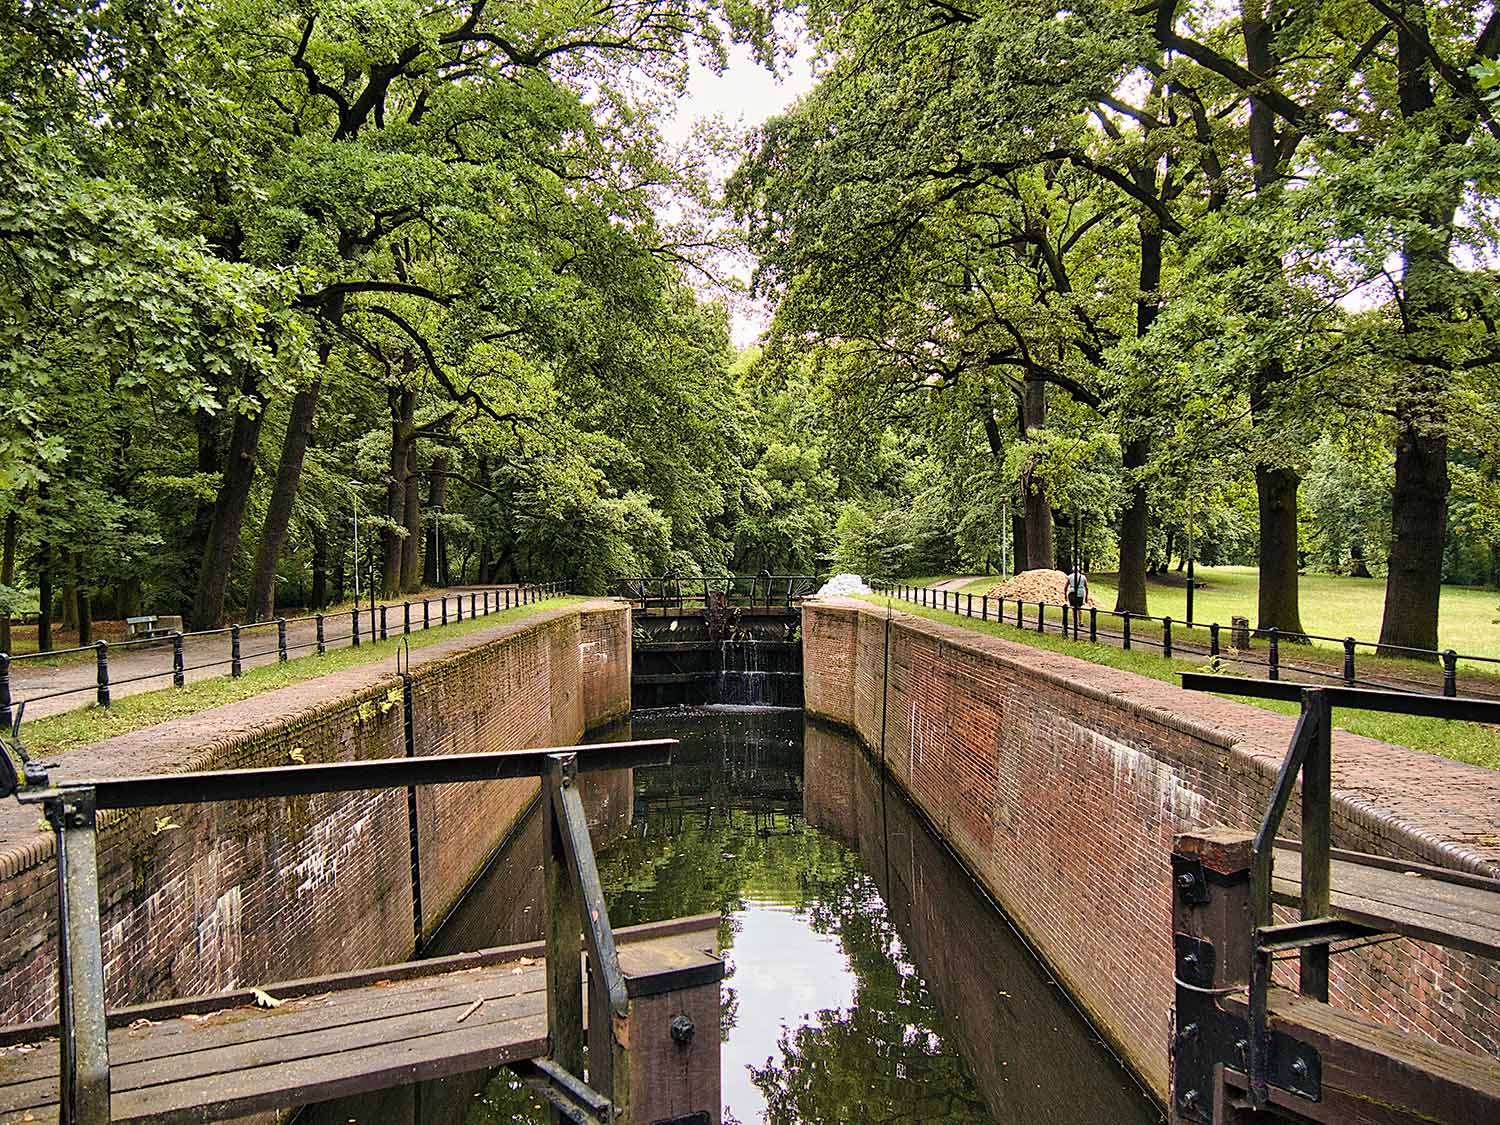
[717,639,802,707]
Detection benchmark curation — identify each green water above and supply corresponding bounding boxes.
[462,707,1160,1125]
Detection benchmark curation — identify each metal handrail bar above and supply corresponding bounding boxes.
[26,739,673,810]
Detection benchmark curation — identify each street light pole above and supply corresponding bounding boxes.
[1186,493,1196,625]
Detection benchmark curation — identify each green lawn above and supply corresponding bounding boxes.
[22,597,581,760]
[859,594,1500,770]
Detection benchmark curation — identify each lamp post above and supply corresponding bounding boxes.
[1186,493,1196,625]
[343,483,362,607]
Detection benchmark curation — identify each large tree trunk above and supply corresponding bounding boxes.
[1114,438,1151,614]
[183,409,222,617]
[1378,20,1451,655]
[400,443,421,593]
[1115,219,1161,615]
[1019,373,1053,570]
[423,454,449,586]
[382,389,414,597]
[1379,425,1447,652]
[190,375,265,629]
[1242,3,1306,637]
[248,378,322,621]
[0,510,14,654]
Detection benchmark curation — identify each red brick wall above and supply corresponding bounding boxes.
[0,603,631,1026]
[802,600,1500,1100]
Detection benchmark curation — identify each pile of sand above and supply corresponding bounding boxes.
[983,568,1097,607]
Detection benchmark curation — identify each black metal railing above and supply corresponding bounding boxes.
[0,735,669,1125]
[1176,675,1500,1109]
[0,582,570,726]
[615,574,819,615]
[868,579,1500,700]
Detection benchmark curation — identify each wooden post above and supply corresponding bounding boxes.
[1171,828,1253,1125]
[616,932,726,1125]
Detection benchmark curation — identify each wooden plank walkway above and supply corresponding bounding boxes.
[1272,845,1500,959]
[0,916,720,1124]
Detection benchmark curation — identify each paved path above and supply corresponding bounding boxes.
[5,587,537,723]
[930,575,991,592]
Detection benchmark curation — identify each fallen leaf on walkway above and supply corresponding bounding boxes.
[129,1018,158,1029]
[251,989,283,1009]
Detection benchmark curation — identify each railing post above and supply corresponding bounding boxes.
[1343,637,1356,685]
[470,592,477,617]
[1301,691,1333,1004]
[456,593,463,623]
[966,592,973,617]
[380,603,389,640]
[1014,598,1022,628]
[981,595,988,622]
[277,617,288,662]
[1162,616,1173,660]
[1089,606,1097,643]
[172,632,185,687]
[0,652,10,731]
[403,601,411,634]
[351,607,360,648]
[315,614,326,656]
[423,598,430,629]
[231,624,244,674]
[1122,612,1131,650]
[93,641,110,707]
[1036,601,1044,633]
[1210,622,1220,658]
[441,596,448,625]
[504,588,512,611]
[1268,627,1279,680]
[1061,602,1069,637]
[47,789,112,1125]
[484,591,490,615]
[1443,650,1458,697]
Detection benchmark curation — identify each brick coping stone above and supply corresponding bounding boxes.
[0,599,627,879]
[824,596,1500,877]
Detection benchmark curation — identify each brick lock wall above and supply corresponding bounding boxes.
[0,603,631,1027]
[802,600,1500,1100]
[579,606,632,729]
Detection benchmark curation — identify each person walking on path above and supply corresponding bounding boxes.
[1065,566,1088,610]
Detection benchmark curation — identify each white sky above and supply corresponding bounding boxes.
[662,41,819,348]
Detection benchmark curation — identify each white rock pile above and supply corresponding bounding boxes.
[817,572,872,596]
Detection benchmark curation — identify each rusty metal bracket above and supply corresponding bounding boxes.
[508,1058,611,1125]
[1173,937,1321,1123]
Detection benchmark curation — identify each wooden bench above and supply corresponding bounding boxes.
[0,916,722,1124]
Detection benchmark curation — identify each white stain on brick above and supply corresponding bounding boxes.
[1065,719,1207,826]
[292,811,374,896]
[579,639,608,672]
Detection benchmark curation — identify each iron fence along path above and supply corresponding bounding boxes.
[0,582,569,727]
[869,579,1500,700]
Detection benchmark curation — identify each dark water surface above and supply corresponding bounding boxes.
[303,708,1160,1124]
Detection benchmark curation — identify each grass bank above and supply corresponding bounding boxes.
[858,594,1500,770]
[21,597,581,760]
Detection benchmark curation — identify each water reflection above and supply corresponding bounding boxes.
[302,707,1160,1124]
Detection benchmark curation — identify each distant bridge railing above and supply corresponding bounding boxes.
[614,575,819,616]
[869,579,1500,700]
[0,582,569,728]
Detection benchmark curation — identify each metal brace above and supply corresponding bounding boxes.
[508,1058,611,1125]
[0,703,50,799]
[1172,936,1321,1123]
[1173,854,1210,906]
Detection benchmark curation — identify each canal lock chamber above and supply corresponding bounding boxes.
[295,708,1159,1125]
